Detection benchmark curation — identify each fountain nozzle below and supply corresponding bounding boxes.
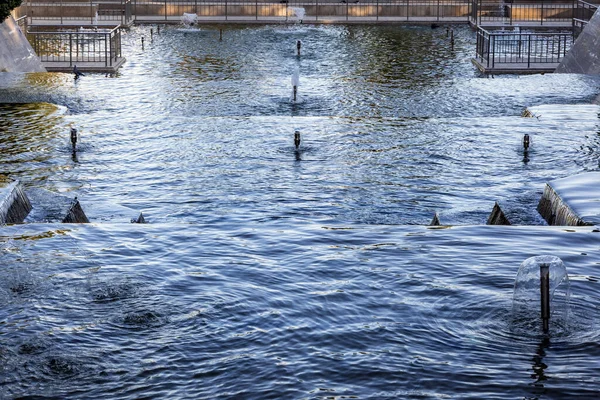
[297,40,301,56]
[294,131,301,149]
[70,128,78,151]
[523,134,530,151]
[540,263,550,333]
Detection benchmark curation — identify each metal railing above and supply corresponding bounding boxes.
[574,0,598,20]
[572,1,598,38]
[472,0,583,26]
[15,15,29,31]
[130,0,473,22]
[27,26,122,67]
[475,26,572,68]
[26,0,133,25]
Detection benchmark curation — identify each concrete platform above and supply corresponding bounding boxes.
[42,57,126,73]
[471,58,558,74]
[537,172,600,226]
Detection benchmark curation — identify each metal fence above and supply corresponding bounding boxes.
[129,0,473,22]
[27,26,122,67]
[473,0,581,26]
[25,0,133,25]
[574,0,598,20]
[475,26,572,69]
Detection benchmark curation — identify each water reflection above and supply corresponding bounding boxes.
[530,336,550,387]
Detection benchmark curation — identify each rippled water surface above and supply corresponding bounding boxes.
[1,24,600,398]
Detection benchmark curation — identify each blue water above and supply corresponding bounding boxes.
[1,24,600,398]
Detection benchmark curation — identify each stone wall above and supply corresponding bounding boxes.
[556,9,600,74]
[0,15,46,73]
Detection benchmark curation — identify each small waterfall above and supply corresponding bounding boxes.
[62,198,90,223]
[0,180,32,225]
[486,201,511,225]
[537,177,595,226]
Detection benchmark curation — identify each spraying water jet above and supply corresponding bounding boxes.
[292,68,300,102]
[513,256,570,334]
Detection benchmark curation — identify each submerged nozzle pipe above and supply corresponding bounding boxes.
[297,40,301,56]
[70,128,78,151]
[523,134,530,151]
[220,29,223,41]
[450,30,455,50]
[150,28,153,40]
[540,263,550,333]
[293,86,297,102]
[294,131,301,149]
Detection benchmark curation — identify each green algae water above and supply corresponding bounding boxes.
[1,24,600,398]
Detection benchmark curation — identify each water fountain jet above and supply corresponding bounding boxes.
[181,13,198,27]
[513,256,570,334]
[292,68,300,102]
[288,7,305,23]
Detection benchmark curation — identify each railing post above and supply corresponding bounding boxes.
[541,1,544,25]
[437,0,440,21]
[60,0,63,24]
[255,0,258,20]
[69,33,73,67]
[491,35,495,68]
[376,0,378,21]
[316,0,319,21]
[346,0,348,21]
[164,0,167,21]
[106,33,109,66]
[528,34,531,68]
[406,0,409,22]
[90,0,93,24]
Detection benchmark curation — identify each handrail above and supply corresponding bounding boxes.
[28,26,121,35]
[576,0,598,10]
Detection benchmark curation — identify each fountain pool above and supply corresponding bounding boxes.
[1,24,600,398]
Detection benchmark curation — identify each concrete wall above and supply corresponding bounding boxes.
[0,15,46,72]
[556,9,600,74]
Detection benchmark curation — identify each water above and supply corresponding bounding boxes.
[1,24,600,398]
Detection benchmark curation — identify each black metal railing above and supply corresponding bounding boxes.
[472,0,585,26]
[130,0,473,22]
[574,0,598,20]
[475,26,572,68]
[26,0,133,25]
[27,26,122,67]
